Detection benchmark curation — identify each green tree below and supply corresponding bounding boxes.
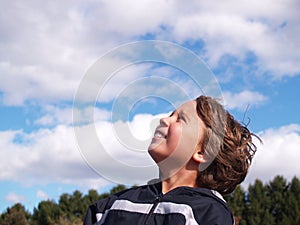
[31,200,61,225]
[285,177,300,225]
[85,189,99,203]
[244,179,274,225]
[58,190,86,222]
[290,176,300,204]
[58,193,71,216]
[267,175,291,225]
[0,203,30,225]
[82,189,99,211]
[225,185,246,224]
[109,184,127,195]
[70,190,86,219]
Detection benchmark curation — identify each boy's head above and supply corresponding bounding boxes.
[148,95,258,195]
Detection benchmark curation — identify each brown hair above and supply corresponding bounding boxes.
[195,95,259,195]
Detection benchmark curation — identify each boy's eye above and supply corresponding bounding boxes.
[177,114,185,122]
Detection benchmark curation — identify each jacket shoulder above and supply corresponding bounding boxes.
[191,189,234,225]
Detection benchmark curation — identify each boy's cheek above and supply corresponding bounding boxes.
[181,128,199,146]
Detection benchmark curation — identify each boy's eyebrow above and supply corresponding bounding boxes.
[170,110,190,123]
[169,111,175,117]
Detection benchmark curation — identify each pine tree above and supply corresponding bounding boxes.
[70,190,85,218]
[286,177,300,225]
[58,193,71,215]
[245,179,274,225]
[82,189,99,211]
[290,176,300,204]
[109,184,127,195]
[31,200,61,225]
[0,203,30,225]
[267,175,290,225]
[58,190,86,222]
[225,185,246,224]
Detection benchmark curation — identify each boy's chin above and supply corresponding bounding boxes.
[147,148,162,163]
[147,142,159,152]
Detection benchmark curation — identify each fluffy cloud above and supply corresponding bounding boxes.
[0,0,299,105]
[0,127,103,187]
[169,0,300,77]
[36,190,49,200]
[223,90,268,110]
[0,113,164,188]
[34,105,111,126]
[5,192,26,204]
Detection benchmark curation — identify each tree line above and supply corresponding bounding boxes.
[224,175,300,225]
[1,175,300,225]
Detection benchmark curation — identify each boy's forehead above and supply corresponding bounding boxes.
[177,100,198,116]
[178,100,196,111]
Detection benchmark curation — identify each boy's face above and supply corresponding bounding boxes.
[148,100,206,170]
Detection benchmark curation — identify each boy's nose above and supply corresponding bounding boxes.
[160,117,170,126]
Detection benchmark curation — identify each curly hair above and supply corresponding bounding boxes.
[195,96,259,195]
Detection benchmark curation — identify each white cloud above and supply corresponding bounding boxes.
[5,192,26,204]
[0,127,104,187]
[0,54,85,106]
[169,0,300,78]
[244,124,300,187]
[0,0,299,105]
[92,0,170,37]
[0,1,96,106]
[36,190,49,200]
[223,90,268,110]
[34,105,110,126]
[0,113,166,187]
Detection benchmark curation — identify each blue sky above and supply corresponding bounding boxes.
[1,0,300,213]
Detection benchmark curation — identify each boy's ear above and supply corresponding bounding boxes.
[192,151,208,164]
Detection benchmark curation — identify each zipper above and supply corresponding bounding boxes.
[142,194,163,225]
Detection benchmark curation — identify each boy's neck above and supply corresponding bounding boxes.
[161,168,198,194]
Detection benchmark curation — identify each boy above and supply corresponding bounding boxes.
[83,95,258,225]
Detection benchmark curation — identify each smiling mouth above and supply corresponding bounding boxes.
[154,130,167,139]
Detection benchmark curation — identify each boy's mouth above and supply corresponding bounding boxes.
[154,130,167,139]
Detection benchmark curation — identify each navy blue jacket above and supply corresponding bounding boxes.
[83,182,234,225]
